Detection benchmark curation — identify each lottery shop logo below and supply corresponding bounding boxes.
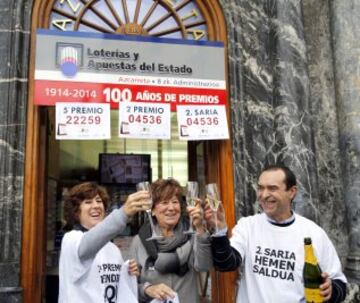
[56,42,84,77]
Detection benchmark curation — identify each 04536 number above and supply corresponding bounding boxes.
[186,117,219,126]
[66,115,101,124]
[128,114,162,124]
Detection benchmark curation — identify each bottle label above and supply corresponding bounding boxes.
[304,245,318,265]
[304,288,323,303]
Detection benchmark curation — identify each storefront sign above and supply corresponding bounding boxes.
[177,105,229,140]
[34,30,226,111]
[55,102,110,140]
[119,102,171,140]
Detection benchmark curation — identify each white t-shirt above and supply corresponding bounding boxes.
[58,230,124,303]
[230,213,347,303]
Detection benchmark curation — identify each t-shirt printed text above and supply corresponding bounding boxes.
[97,263,122,303]
[252,246,295,281]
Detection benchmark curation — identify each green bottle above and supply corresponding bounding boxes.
[303,237,324,303]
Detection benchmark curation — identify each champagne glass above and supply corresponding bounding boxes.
[184,181,199,234]
[136,181,164,241]
[206,183,221,233]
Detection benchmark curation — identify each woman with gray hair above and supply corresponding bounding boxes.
[130,178,212,302]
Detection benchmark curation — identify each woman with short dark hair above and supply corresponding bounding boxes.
[63,182,110,228]
[59,182,150,303]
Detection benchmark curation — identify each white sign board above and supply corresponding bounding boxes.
[55,102,110,140]
[119,102,171,139]
[35,30,227,111]
[177,105,229,140]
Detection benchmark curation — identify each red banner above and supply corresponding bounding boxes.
[35,80,227,111]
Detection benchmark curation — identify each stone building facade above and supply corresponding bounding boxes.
[0,0,359,302]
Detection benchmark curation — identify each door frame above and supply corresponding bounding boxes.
[21,1,236,302]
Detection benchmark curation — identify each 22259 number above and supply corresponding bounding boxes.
[65,115,101,124]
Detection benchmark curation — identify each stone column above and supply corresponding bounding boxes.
[221,0,319,222]
[301,0,349,262]
[269,0,320,222]
[331,1,360,284]
[0,0,32,302]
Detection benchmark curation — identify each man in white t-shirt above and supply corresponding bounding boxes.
[205,165,347,303]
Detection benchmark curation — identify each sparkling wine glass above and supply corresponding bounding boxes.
[184,181,199,234]
[136,181,164,241]
[206,183,221,233]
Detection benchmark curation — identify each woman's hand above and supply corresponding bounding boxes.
[144,283,175,301]
[320,272,332,301]
[127,259,140,276]
[187,199,206,234]
[123,191,151,216]
[204,199,227,232]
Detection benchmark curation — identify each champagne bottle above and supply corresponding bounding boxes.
[303,237,324,303]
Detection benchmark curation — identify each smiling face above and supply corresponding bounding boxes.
[153,196,181,235]
[78,194,105,229]
[150,178,183,235]
[257,169,297,222]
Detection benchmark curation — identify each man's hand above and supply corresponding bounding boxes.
[204,200,227,232]
[320,272,332,301]
[127,259,140,276]
[122,191,152,216]
[144,283,175,301]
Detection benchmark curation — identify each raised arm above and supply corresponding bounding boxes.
[78,208,128,261]
[187,201,212,271]
[151,201,213,275]
[78,190,151,261]
[204,201,242,272]
[211,235,242,271]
